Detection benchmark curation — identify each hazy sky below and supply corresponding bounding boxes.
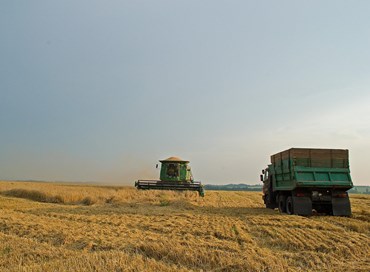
[1,1,370,185]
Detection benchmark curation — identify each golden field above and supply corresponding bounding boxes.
[0,181,369,272]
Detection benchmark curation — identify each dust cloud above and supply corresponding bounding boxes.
[96,156,158,185]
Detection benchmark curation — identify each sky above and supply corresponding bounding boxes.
[1,1,370,185]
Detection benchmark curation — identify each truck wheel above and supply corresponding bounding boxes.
[286,196,294,215]
[265,194,272,209]
[278,195,286,213]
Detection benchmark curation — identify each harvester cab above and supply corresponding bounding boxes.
[135,157,205,196]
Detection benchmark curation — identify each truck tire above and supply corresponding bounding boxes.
[265,194,275,209]
[278,195,286,213]
[286,196,294,215]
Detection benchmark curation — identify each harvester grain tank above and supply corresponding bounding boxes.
[260,148,353,216]
[135,157,205,196]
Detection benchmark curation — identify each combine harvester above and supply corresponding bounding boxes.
[260,148,353,216]
[135,157,205,197]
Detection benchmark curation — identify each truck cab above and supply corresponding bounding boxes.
[260,167,278,209]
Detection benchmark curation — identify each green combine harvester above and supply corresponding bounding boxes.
[135,157,205,197]
[261,148,353,216]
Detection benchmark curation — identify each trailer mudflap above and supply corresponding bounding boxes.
[292,196,312,216]
[332,197,351,216]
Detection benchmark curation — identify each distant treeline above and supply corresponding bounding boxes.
[205,184,370,194]
[349,186,370,194]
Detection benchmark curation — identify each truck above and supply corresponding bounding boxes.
[260,148,353,216]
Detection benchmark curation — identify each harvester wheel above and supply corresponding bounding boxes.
[286,196,294,215]
[278,195,286,213]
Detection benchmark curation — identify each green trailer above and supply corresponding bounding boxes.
[260,148,353,216]
[135,157,205,197]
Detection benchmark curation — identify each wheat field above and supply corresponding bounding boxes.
[0,181,369,272]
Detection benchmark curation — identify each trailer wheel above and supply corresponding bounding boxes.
[286,196,294,215]
[278,195,286,213]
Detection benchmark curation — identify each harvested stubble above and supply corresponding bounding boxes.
[0,181,369,272]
